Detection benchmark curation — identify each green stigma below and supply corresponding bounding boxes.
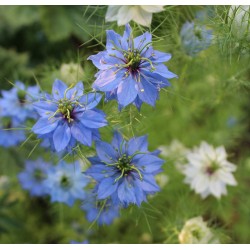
[114,154,143,183]
[192,229,203,240]
[60,175,72,189]
[124,49,142,71]
[58,99,74,123]
[33,169,46,181]
[17,90,26,104]
[206,161,220,175]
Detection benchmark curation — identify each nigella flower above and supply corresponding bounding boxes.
[179,216,219,244]
[183,142,237,199]
[0,117,26,147]
[88,24,177,110]
[180,21,213,57]
[45,161,89,206]
[105,5,165,27]
[32,79,107,152]
[81,193,120,225]
[0,81,40,123]
[18,158,50,197]
[85,132,164,207]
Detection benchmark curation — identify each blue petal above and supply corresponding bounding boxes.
[117,76,138,107]
[138,77,158,106]
[88,51,109,70]
[66,81,84,100]
[153,50,172,62]
[140,174,160,193]
[106,30,123,52]
[134,32,152,53]
[97,178,118,199]
[32,117,59,134]
[79,93,102,110]
[154,64,178,79]
[111,131,126,153]
[127,135,148,155]
[80,110,107,128]
[134,154,164,173]
[52,79,67,100]
[93,69,125,92]
[33,101,57,116]
[53,123,71,152]
[96,141,118,163]
[85,164,114,181]
[117,178,137,205]
[71,122,92,146]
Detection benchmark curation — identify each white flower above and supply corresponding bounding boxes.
[183,142,237,199]
[155,174,169,188]
[105,5,165,27]
[159,140,189,172]
[179,216,219,244]
[228,5,250,40]
[60,62,84,84]
[0,175,10,189]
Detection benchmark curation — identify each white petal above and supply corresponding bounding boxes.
[117,6,134,26]
[105,5,121,22]
[132,6,153,27]
[194,174,209,193]
[140,5,165,13]
[209,180,222,198]
[218,170,237,186]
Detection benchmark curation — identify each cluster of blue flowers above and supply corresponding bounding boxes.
[18,159,89,206]
[2,22,202,227]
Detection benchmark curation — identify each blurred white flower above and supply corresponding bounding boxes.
[105,5,165,27]
[0,175,10,190]
[159,139,189,172]
[155,174,169,188]
[60,62,84,84]
[179,216,219,244]
[183,142,237,199]
[229,5,250,40]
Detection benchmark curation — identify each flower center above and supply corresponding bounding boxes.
[33,169,46,181]
[58,99,74,123]
[1,117,12,129]
[124,49,142,71]
[205,161,219,176]
[117,154,133,173]
[60,175,72,189]
[191,228,203,240]
[17,90,26,105]
[114,154,143,183]
[194,27,203,41]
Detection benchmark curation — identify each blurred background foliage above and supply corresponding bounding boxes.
[0,5,250,244]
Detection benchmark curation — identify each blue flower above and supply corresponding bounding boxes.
[88,24,177,110]
[0,117,26,147]
[32,79,107,152]
[0,81,40,123]
[180,21,213,57]
[18,158,50,196]
[45,160,89,206]
[81,192,120,225]
[85,132,164,207]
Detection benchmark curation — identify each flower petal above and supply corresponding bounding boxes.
[52,79,67,100]
[32,117,59,135]
[53,123,71,152]
[97,178,118,199]
[79,110,107,128]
